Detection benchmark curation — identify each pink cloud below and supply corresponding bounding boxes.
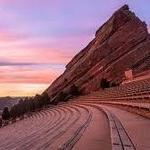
[0,32,92,64]
[0,29,28,42]
[0,66,63,84]
[0,48,72,64]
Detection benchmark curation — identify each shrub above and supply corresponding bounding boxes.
[8,93,51,120]
[111,82,118,87]
[57,91,68,102]
[2,107,10,120]
[10,105,18,119]
[42,92,50,106]
[100,78,110,89]
[69,84,80,96]
[0,119,2,127]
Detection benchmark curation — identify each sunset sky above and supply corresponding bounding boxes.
[0,0,149,96]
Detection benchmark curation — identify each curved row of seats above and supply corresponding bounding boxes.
[0,103,92,150]
[76,78,150,102]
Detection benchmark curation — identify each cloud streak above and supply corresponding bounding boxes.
[0,65,64,84]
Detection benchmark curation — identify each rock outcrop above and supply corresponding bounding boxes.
[46,5,150,98]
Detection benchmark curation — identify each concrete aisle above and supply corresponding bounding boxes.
[73,106,111,150]
[103,105,150,150]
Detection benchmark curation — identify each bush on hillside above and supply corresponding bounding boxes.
[6,85,81,122]
[51,87,80,103]
[0,118,2,127]
[69,84,80,96]
[110,82,119,87]
[10,105,18,119]
[8,92,51,120]
[2,107,10,120]
[56,91,68,102]
[42,92,50,106]
[100,78,110,89]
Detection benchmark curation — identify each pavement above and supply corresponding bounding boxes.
[102,105,150,150]
[73,106,111,150]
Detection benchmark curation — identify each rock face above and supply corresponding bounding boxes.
[46,5,150,98]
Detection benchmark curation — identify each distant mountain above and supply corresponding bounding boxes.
[0,97,19,114]
[46,5,150,99]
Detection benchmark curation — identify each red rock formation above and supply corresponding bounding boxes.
[46,5,150,98]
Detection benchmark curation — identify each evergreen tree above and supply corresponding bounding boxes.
[2,107,10,120]
[57,91,68,102]
[100,78,110,89]
[0,118,2,127]
[69,84,80,96]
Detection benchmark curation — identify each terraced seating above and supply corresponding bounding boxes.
[72,78,150,119]
[0,103,93,150]
[76,78,150,101]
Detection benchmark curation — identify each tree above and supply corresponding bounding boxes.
[2,107,10,120]
[8,93,51,120]
[42,92,50,106]
[100,78,110,89]
[57,91,68,102]
[0,118,2,127]
[69,84,80,96]
[111,82,118,87]
[34,94,43,109]
[10,105,18,119]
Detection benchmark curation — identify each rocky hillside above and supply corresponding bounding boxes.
[46,5,150,98]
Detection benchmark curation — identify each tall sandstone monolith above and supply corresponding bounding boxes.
[46,5,150,98]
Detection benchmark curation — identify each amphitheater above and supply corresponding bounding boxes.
[0,76,150,150]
